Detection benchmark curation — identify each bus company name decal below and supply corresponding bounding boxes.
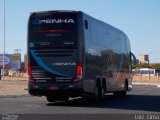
[52,62,76,66]
[32,19,75,24]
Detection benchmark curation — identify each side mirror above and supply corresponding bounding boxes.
[130,52,137,65]
[130,52,137,72]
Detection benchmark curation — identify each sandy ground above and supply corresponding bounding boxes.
[0,76,160,96]
[0,76,28,96]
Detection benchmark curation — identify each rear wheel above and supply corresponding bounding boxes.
[46,95,69,102]
[46,95,56,102]
[57,97,69,102]
[122,80,128,96]
[99,84,105,100]
[93,85,99,101]
[113,91,126,96]
[93,80,106,101]
[113,81,128,96]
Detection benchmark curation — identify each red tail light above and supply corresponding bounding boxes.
[35,30,71,33]
[27,64,36,83]
[76,64,82,75]
[73,63,83,82]
[27,64,31,76]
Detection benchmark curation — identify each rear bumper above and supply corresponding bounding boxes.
[28,81,83,97]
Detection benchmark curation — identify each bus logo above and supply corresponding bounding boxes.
[32,19,75,24]
[52,62,76,66]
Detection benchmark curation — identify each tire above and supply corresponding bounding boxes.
[120,91,127,96]
[121,80,128,96]
[57,97,69,102]
[113,82,128,96]
[93,85,99,102]
[122,81,128,96]
[46,95,56,102]
[113,91,126,96]
[99,85,105,100]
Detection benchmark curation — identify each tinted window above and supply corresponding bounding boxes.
[29,12,78,49]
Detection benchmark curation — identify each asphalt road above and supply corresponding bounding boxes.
[0,85,160,120]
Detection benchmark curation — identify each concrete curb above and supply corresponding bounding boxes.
[0,80,27,82]
[133,82,160,87]
[0,94,30,98]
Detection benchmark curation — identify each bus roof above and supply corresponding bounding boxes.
[30,10,79,15]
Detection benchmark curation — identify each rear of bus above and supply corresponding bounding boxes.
[27,11,83,98]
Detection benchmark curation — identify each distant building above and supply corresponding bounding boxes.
[139,54,149,64]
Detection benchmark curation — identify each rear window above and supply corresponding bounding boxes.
[28,12,78,49]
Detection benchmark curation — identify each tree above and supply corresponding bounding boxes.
[133,63,149,69]
[151,64,160,70]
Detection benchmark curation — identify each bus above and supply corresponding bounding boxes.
[132,68,156,76]
[27,10,136,102]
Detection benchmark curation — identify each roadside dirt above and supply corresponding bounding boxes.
[0,76,160,96]
[0,76,28,95]
[132,75,160,86]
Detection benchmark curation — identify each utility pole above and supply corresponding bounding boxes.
[2,0,6,81]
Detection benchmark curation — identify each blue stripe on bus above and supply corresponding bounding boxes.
[30,50,71,77]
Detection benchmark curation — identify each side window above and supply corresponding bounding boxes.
[90,22,98,44]
[90,22,107,47]
[109,30,122,53]
[104,28,110,46]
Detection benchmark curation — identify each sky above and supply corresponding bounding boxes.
[0,0,160,63]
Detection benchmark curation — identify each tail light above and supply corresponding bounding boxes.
[73,63,83,82]
[27,64,36,83]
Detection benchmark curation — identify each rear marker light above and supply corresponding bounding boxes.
[73,63,83,82]
[35,30,71,33]
[27,64,36,83]
[76,64,82,75]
